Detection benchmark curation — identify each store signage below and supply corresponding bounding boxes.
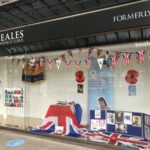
[0,29,24,45]
[135,41,150,47]
[113,10,150,22]
[0,1,150,47]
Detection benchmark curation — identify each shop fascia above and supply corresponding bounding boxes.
[0,29,24,44]
[113,10,150,22]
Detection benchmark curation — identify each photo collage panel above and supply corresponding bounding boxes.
[5,88,23,108]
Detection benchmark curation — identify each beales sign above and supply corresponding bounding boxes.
[0,29,24,45]
[113,10,150,22]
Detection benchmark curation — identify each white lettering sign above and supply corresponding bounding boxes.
[0,29,24,45]
[113,10,150,22]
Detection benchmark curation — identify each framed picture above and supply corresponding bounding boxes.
[77,84,83,93]
[115,123,127,133]
[132,116,141,127]
[115,112,124,123]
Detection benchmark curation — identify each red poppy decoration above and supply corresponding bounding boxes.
[125,70,139,85]
[75,71,85,83]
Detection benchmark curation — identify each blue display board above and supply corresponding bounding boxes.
[90,110,150,139]
[143,114,150,140]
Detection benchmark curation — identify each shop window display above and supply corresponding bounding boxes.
[0,44,150,149]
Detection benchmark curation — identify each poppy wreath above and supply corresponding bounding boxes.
[75,71,85,83]
[125,70,139,84]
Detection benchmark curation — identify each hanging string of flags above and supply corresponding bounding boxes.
[10,48,147,71]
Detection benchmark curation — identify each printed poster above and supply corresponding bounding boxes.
[95,110,101,118]
[124,112,133,125]
[132,116,141,127]
[144,125,150,140]
[128,85,136,96]
[107,112,115,125]
[5,88,23,108]
[91,119,100,131]
[115,112,124,123]
[99,119,107,130]
[115,123,127,133]
[88,57,113,123]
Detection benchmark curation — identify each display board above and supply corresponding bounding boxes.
[143,114,150,140]
[90,110,150,139]
[5,88,23,108]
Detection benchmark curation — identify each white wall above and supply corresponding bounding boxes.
[0,43,150,125]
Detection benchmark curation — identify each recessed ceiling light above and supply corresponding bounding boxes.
[0,0,19,6]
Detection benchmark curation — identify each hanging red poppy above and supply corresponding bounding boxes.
[75,71,85,83]
[125,70,139,85]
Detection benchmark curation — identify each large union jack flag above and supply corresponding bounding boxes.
[80,131,150,150]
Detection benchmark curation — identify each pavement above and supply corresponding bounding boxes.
[0,129,133,150]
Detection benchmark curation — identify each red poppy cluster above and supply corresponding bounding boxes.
[75,71,85,83]
[125,70,139,84]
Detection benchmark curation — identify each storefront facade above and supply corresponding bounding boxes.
[0,0,150,149]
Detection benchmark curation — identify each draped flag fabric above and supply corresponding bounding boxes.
[97,58,104,70]
[31,104,86,137]
[80,131,149,150]
[22,57,45,83]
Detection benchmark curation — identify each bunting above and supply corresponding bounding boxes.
[115,52,122,62]
[88,48,94,56]
[85,59,91,70]
[56,60,62,70]
[10,48,147,71]
[123,53,130,65]
[111,56,116,69]
[65,60,71,71]
[47,59,53,69]
[137,50,144,64]
[79,48,82,54]
[60,54,66,62]
[97,58,104,70]
[67,50,73,58]
[97,49,102,58]
[75,60,81,70]
[16,59,21,66]
[40,57,44,67]
[106,51,110,60]
[35,63,40,72]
